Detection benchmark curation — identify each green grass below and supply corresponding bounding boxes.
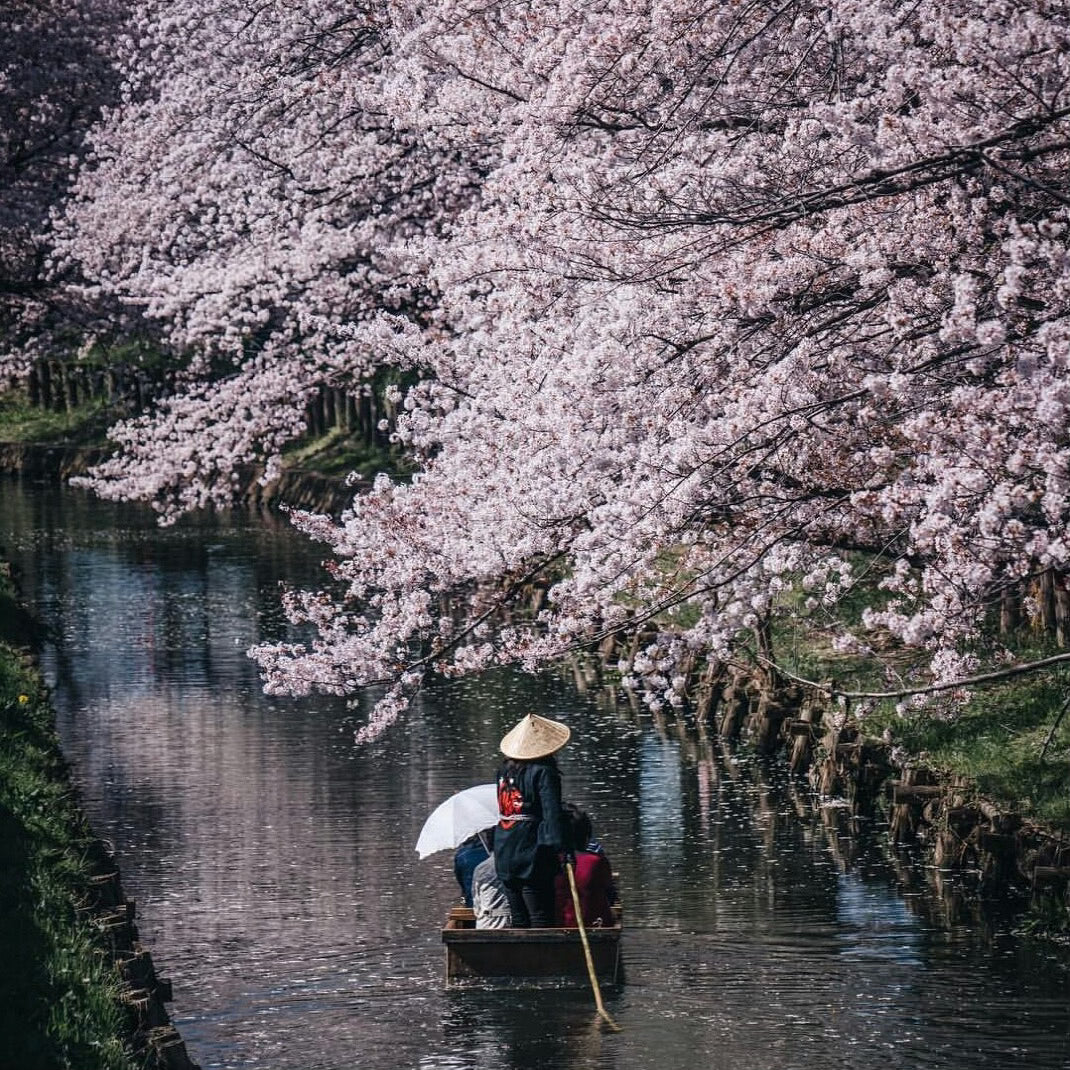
[755,555,1070,831]
[0,391,115,448]
[0,571,134,1069]
[281,425,414,481]
[864,673,1070,830]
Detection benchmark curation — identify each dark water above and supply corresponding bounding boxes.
[2,476,1069,1070]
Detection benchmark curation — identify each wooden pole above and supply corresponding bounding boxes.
[566,861,622,1032]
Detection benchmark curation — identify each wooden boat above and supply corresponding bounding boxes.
[442,905,623,983]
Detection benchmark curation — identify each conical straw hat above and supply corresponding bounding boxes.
[500,713,571,760]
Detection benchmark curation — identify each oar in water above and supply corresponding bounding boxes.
[565,860,622,1032]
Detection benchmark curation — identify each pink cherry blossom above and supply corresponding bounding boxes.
[8,0,1070,738]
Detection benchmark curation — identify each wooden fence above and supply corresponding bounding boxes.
[26,357,170,414]
[21,358,398,448]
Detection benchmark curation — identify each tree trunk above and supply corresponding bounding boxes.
[1055,576,1070,647]
[999,587,1020,634]
[323,385,336,430]
[1040,570,1058,636]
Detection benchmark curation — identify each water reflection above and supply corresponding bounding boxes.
[2,476,1070,1070]
[637,736,682,868]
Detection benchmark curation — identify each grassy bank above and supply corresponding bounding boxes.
[0,565,134,1070]
[0,390,116,449]
[280,424,414,483]
[769,585,1070,832]
[867,673,1070,831]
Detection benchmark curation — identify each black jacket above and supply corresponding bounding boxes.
[494,757,565,882]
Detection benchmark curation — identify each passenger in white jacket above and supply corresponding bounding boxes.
[471,855,512,929]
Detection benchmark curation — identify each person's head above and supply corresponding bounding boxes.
[563,802,592,851]
[499,712,571,762]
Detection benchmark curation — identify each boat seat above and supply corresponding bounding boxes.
[447,905,476,928]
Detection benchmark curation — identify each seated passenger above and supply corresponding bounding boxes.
[453,829,491,907]
[554,804,616,929]
[471,853,512,929]
[583,833,618,907]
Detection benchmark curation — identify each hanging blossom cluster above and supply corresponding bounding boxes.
[17,0,1070,737]
[52,0,487,519]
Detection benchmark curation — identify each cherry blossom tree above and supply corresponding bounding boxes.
[0,0,124,371]
[55,0,486,513]
[49,0,1070,736]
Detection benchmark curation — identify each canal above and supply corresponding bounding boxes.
[2,476,1069,1069]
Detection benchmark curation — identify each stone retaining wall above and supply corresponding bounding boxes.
[82,839,200,1070]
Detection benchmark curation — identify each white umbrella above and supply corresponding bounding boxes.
[415,783,500,859]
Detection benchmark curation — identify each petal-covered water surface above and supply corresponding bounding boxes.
[2,478,1068,1070]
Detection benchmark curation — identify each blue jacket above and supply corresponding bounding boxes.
[453,835,490,906]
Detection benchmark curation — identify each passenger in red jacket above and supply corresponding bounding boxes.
[555,804,616,928]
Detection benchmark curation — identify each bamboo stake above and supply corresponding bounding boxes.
[566,861,622,1032]
[754,650,1070,701]
[1040,693,1070,761]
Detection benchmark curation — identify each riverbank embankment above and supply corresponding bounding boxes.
[0,441,354,517]
[0,561,199,1070]
[606,646,1070,932]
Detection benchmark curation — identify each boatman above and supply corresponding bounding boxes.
[493,712,571,927]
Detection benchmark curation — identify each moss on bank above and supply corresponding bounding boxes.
[788,657,1070,834]
[279,424,413,483]
[0,390,117,449]
[866,673,1070,832]
[775,653,1070,834]
[0,567,134,1070]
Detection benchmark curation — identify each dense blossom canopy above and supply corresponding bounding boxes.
[14,0,1070,736]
